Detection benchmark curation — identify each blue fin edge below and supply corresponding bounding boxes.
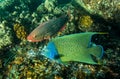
[96,45,104,58]
[87,33,104,58]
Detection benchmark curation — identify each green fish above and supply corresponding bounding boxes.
[41,32,104,64]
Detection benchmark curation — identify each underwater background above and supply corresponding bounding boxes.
[0,0,120,79]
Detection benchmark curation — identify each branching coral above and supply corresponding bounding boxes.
[13,23,27,40]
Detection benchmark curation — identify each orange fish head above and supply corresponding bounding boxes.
[27,34,41,42]
[27,35,34,42]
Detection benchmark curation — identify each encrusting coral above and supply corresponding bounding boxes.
[0,23,12,49]
[13,23,27,40]
[78,15,93,31]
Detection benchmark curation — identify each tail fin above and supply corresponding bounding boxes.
[89,45,104,59]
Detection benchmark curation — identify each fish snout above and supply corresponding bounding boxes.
[27,35,34,42]
[27,35,42,42]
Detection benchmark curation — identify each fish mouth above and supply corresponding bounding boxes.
[27,36,33,42]
[27,39,33,42]
[27,39,42,42]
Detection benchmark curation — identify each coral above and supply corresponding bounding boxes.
[78,15,93,31]
[0,0,14,10]
[13,23,27,40]
[37,3,47,13]
[4,54,52,78]
[53,7,63,15]
[37,0,60,14]
[0,23,12,49]
[0,0,41,33]
[44,0,58,12]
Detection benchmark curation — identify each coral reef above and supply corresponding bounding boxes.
[2,52,118,79]
[0,0,120,79]
[0,23,12,49]
[13,23,27,40]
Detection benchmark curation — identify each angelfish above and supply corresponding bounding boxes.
[27,14,69,42]
[41,32,105,64]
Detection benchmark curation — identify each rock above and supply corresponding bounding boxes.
[72,0,120,20]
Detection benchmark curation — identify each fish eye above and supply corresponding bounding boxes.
[34,35,37,38]
[33,34,37,38]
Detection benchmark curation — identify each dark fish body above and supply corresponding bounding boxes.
[27,14,69,42]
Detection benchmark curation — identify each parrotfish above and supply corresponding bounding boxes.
[41,32,104,64]
[27,14,69,42]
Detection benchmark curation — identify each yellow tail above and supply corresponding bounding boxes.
[98,32,109,34]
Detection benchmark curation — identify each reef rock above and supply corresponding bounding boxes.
[72,0,120,20]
